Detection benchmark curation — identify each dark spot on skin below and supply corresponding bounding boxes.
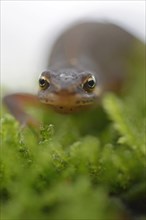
[82,100,87,104]
[59,106,63,109]
[45,99,54,103]
[70,108,73,111]
[81,99,93,104]
[76,100,80,104]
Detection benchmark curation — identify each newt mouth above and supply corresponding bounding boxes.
[38,92,97,113]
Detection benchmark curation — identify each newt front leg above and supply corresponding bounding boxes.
[3,93,42,128]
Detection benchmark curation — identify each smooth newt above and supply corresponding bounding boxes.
[3,22,143,126]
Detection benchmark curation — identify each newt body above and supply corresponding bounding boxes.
[3,22,143,125]
[38,22,135,113]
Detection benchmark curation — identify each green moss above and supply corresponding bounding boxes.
[1,46,145,219]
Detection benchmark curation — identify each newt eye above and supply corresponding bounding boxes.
[82,75,96,92]
[39,76,50,90]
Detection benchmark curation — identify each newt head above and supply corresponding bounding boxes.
[38,68,102,113]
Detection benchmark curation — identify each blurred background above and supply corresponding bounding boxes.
[1,1,145,93]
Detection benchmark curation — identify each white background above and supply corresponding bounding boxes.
[1,1,145,93]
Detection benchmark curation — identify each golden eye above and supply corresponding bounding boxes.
[39,76,50,90]
[83,76,96,92]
